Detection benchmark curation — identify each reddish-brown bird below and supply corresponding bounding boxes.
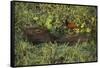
[64,19,78,30]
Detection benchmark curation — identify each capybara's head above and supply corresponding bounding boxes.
[23,24,53,44]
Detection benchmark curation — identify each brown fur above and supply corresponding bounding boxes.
[23,26,58,44]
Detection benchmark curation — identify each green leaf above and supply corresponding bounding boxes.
[45,15,53,29]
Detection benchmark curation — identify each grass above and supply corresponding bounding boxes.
[13,1,97,66]
[15,39,97,66]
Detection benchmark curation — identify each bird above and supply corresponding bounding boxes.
[62,19,80,35]
[64,19,78,30]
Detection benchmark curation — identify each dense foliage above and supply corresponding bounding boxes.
[13,2,97,66]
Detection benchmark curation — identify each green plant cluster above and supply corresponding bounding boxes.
[15,2,97,35]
